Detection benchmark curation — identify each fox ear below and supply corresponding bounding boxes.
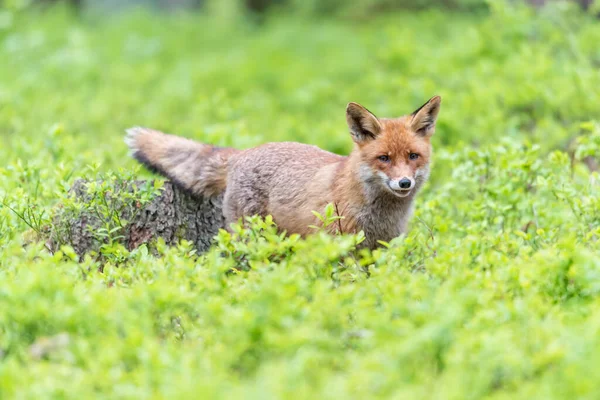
[410,96,441,137]
[346,102,382,144]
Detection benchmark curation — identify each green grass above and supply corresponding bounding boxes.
[1,2,600,398]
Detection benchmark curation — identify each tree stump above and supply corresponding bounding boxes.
[48,180,225,257]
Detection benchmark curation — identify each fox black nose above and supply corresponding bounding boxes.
[399,178,412,189]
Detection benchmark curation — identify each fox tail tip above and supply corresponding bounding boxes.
[124,126,145,148]
[125,126,159,156]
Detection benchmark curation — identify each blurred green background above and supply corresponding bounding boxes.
[1,0,599,172]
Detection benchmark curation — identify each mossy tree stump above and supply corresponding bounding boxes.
[48,179,225,257]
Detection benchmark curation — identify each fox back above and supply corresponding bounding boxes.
[126,96,441,249]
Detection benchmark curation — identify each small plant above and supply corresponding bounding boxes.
[310,202,345,233]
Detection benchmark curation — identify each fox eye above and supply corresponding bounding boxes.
[409,153,419,160]
[378,155,390,163]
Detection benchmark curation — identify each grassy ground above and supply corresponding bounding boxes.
[1,3,600,399]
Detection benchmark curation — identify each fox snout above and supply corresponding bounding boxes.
[398,178,412,189]
[387,176,415,197]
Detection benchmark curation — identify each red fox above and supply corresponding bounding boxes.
[125,96,440,249]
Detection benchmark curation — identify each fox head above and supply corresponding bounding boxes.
[346,96,441,199]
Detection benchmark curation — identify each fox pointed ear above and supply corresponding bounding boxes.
[410,96,441,137]
[346,102,382,144]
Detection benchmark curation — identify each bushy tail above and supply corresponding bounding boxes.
[125,127,238,197]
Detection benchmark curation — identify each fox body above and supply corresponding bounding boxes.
[126,96,441,249]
